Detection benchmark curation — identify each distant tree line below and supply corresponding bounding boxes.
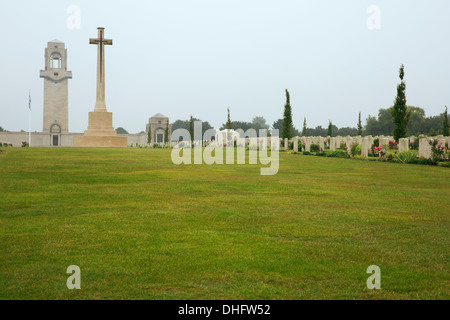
[168,104,448,140]
[365,106,448,137]
[115,127,129,134]
[171,117,214,138]
[219,116,270,133]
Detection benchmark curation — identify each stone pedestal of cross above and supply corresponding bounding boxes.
[74,27,127,147]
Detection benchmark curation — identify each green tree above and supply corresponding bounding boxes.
[0,126,4,132]
[226,108,232,130]
[189,115,194,144]
[115,127,128,134]
[172,118,213,137]
[391,64,410,141]
[281,89,293,139]
[365,106,446,136]
[308,125,327,137]
[220,121,251,132]
[251,116,269,132]
[272,118,283,133]
[327,120,333,137]
[273,118,300,137]
[357,112,363,136]
[407,106,426,135]
[302,117,307,136]
[164,119,169,143]
[335,127,357,136]
[442,106,449,136]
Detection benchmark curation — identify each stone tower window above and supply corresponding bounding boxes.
[50,54,62,69]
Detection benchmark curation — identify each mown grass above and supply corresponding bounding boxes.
[0,147,449,300]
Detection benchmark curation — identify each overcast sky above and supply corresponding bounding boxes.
[1,0,449,133]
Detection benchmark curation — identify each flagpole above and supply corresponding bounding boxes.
[28,90,31,147]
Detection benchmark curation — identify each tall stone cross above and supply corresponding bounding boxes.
[89,27,112,112]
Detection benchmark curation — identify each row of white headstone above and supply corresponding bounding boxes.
[285,135,449,159]
[172,134,448,160]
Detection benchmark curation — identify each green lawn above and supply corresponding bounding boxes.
[0,147,449,300]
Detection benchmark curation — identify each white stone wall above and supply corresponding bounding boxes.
[120,133,147,146]
[0,132,146,147]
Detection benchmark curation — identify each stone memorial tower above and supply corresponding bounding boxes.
[40,40,72,146]
[74,27,127,147]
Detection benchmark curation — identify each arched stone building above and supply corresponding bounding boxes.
[146,113,172,144]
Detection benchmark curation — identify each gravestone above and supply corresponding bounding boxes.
[419,138,432,159]
[293,139,298,153]
[335,136,342,149]
[357,135,362,146]
[318,137,324,152]
[260,137,267,150]
[381,138,390,149]
[330,137,336,151]
[367,136,374,149]
[305,137,311,152]
[399,138,409,153]
[345,138,352,153]
[361,137,369,159]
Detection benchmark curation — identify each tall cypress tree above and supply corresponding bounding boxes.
[226,108,232,130]
[282,89,293,139]
[442,106,449,136]
[164,119,169,144]
[302,117,307,136]
[391,64,410,141]
[189,115,194,144]
[327,120,333,137]
[357,112,363,136]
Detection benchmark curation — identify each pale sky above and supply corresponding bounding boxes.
[1,0,449,133]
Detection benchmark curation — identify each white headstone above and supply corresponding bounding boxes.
[361,137,369,159]
[419,138,432,159]
[330,137,336,151]
[318,137,324,152]
[399,138,409,153]
[305,137,311,152]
